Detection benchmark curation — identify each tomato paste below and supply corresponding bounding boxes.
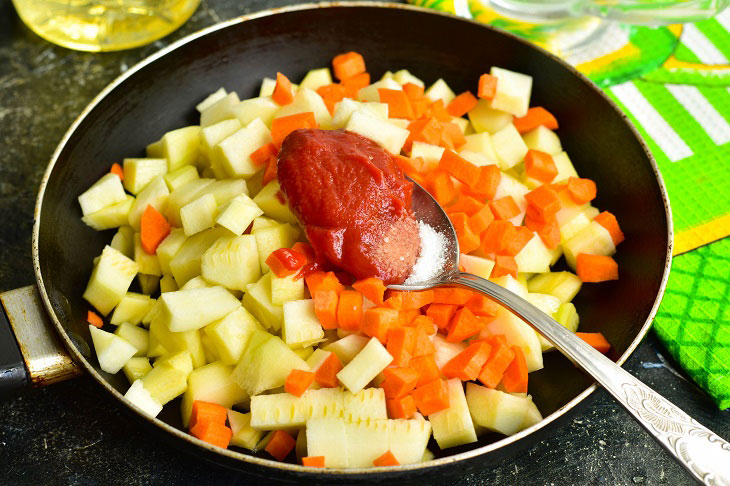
[277,129,420,284]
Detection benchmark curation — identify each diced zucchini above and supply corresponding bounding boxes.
[156,228,186,276]
[468,99,513,134]
[275,88,333,130]
[522,126,561,155]
[199,234,260,291]
[432,334,467,370]
[252,221,300,273]
[526,293,562,351]
[232,97,280,128]
[323,334,370,365]
[483,302,544,372]
[393,69,424,87]
[159,126,202,170]
[294,346,315,360]
[346,110,409,155]
[124,379,163,418]
[133,233,161,276]
[492,123,529,171]
[110,292,155,326]
[429,378,477,449]
[81,194,134,231]
[552,151,579,183]
[460,132,499,163]
[200,119,243,170]
[555,302,579,333]
[179,275,210,290]
[336,337,393,394]
[514,234,552,274]
[196,87,227,113]
[169,227,229,286]
[137,274,159,295]
[110,226,135,259]
[563,220,616,269]
[83,246,139,315]
[252,180,298,225]
[410,141,444,167]
[228,410,264,450]
[165,178,214,227]
[213,118,271,178]
[164,164,199,192]
[527,271,582,304]
[159,274,178,293]
[466,383,530,436]
[216,194,263,235]
[114,322,150,356]
[199,178,247,205]
[89,325,137,374]
[357,78,402,103]
[200,92,240,127]
[521,395,543,429]
[123,158,168,195]
[459,254,495,279]
[180,193,218,236]
[203,307,262,365]
[488,67,532,117]
[140,351,192,404]
[299,67,333,91]
[424,78,455,104]
[242,272,284,332]
[230,330,309,396]
[282,299,324,348]
[78,172,127,216]
[271,273,305,306]
[148,318,205,368]
[122,357,152,383]
[158,286,241,332]
[180,361,248,426]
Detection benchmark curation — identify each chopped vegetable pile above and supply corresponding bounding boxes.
[78,51,623,468]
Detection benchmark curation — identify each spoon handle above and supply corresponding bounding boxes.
[450,272,730,485]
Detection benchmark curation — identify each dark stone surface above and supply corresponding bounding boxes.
[0,1,727,484]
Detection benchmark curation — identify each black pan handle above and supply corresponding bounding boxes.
[0,299,29,395]
[0,286,82,396]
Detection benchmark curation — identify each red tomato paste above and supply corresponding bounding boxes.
[277,129,420,284]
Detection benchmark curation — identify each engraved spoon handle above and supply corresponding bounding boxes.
[450,272,730,485]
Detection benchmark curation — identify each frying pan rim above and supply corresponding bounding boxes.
[31,1,674,475]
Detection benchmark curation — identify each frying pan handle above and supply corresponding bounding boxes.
[0,286,82,395]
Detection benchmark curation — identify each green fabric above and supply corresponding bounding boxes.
[408,0,730,408]
[654,237,730,409]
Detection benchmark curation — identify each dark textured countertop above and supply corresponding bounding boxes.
[1,1,727,484]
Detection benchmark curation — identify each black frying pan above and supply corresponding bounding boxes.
[1,3,671,483]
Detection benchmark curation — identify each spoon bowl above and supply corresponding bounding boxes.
[391,179,730,485]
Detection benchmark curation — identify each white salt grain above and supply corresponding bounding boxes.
[405,221,447,284]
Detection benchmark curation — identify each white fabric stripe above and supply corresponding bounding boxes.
[666,84,730,146]
[681,23,729,65]
[610,82,693,162]
[716,7,730,33]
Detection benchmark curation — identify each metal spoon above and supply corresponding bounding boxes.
[390,180,730,485]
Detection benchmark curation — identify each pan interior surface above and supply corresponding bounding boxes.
[33,3,670,477]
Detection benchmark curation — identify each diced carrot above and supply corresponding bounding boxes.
[410,354,442,387]
[387,327,416,367]
[537,218,561,250]
[502,226,534,257]
[316,83,346,115]
[513,107,559,134]
[385,290,435,311]
[314,352,343,388]
[410,315,437,335]
[302,456,325,468]
[576,253,619,283]
[250,142,278,168]
[272,72,294,106]
[468,204,495,234]
[410,98,431,119]
[525,185,561,219]
[489,196,521,221]
[271,112,318,149]
[425,304,457,331]
[337,290,363,331]
[473,164,501,200]
[192,421,232,449]
[332,51,366,81]
[381,367,420,399]
[314,290,339,330]
[405,117,442,152]
[266,248,308,278]
[362,307,399,344]
[373,450,400,467]
[110,162,124,180]
[477,336,516,388]
[491,255,518,279]
[386,394,417,419]
[285,369,315,397]
[593,211,624,245]
[449,212,481,254]
[262,155,278,187]
[566,177,597,205]
[351,278,386,306]
[501,346,528,393]
[140,205,171,255]
[398,309,422,326]
[439,122,467,151]
[447,307,485,342]
[428,170,458,206]
[447,91,478,117]
[425,99,451,123]
[432,288,473,306]
[478,74,498,100]
[87,310,103,328]
[292,241,316,272]
[393,154,421,178]
[412,328,435,357]
[189,400,227,432]
[402,82,425,100]
[465,293,499,317]
[439,150,481,188]
[524,150,558,183]
[342,72,371,98]
[412,379,450,416]
[442,341,492,381]
[379,88,415,120]
[481,220,516,255]
[305,271,344,295]
[265,430,296,461]
[576,332,611,353]
[447,195,484,216]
